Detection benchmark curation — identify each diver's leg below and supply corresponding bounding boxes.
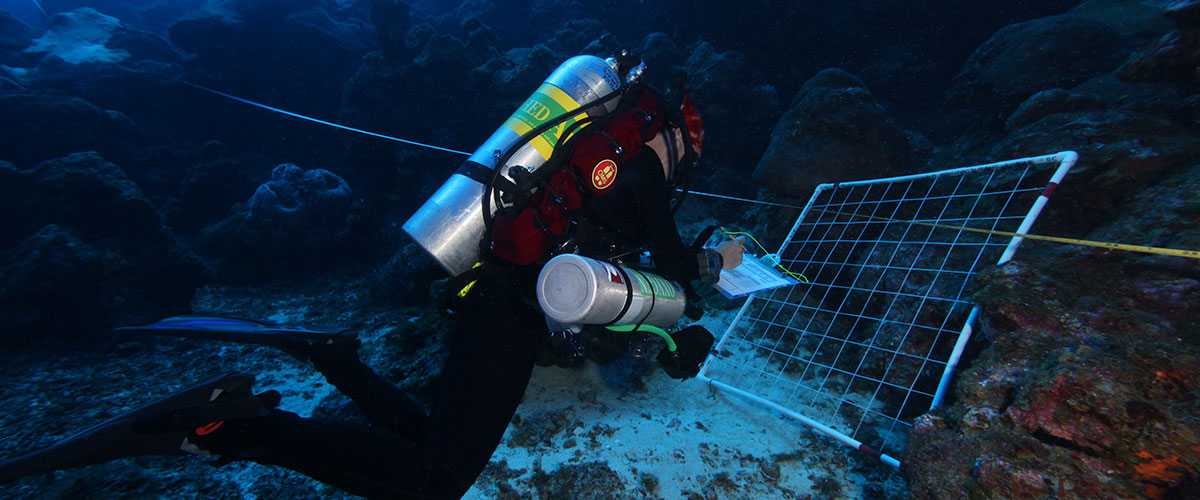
[420,276,543,497]
[306,338,430,442]
[117,316,431,440]
[217,277,543,499]
[203,409,457,500]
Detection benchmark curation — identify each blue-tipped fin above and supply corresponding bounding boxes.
[115,316,357,361]
[0,373,278,485]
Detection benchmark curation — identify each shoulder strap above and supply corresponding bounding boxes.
[691,225,722,250]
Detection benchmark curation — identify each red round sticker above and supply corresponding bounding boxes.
[592,159,617,190]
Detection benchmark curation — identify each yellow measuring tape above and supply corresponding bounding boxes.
[820,210,1200,260]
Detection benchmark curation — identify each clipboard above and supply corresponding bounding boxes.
[712,254,801,299]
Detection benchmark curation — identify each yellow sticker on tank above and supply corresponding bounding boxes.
[502,83,588,160]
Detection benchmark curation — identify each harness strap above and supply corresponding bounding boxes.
[691,225,722,250]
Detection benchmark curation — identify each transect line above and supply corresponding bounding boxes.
[681,190,806,209]
[185,82,474,156]
[819,208,1200,260]
[189,81,801,210]
[188,83,1196,260]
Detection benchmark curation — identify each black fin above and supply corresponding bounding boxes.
[115,316,356,359]
[0,373,273,485]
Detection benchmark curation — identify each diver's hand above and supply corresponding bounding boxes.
[715,236,746,270]
[657,325,715,379]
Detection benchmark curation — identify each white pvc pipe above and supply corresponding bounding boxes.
[699,294,757,378]
[697,375,902,469]
[998,151,1079,264]
[813,151,1069,190]
[931,306,981,410]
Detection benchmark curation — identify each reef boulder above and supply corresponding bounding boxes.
[947,14,1131,117]
[167,1,365,125]
[199,163,374,281]
[0,10,36,67]
[246,164,354,230]
[371,0,416,60]
[989,75,1200,237]
[7,8,186,170]
[20,7,184,91]
[1117,0,1200,91]
[0,154,204,349]
[0,90,141,169]
[752,68,912,198]
[684,42,781,197]
[22,8,132,65]
[903,157,1200,499]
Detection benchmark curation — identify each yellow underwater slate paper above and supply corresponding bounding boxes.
[713,254,800,299]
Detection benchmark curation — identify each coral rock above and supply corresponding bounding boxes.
[753,68,910,198]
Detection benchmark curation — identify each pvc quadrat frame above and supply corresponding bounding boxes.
[698,151,1078,467]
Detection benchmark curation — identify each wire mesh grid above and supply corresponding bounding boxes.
[700,152,1076,465]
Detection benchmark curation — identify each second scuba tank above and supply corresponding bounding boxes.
[403,55,627,276]
[536,254,687,328]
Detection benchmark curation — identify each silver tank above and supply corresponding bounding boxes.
[403,55,625,276]
[537,254,686,328]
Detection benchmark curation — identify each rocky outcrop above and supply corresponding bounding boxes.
[903,220,1200,498]
[752,68,911,198]
[1118,0,1200,91]
[947,14,1132,118]
[903,6,1200,497]
[685,42,781,197]
[198,164,374,281]
[0,10,37,67]
[0,154,205,349]
[0,90,141,169]
[989,75,1200,237]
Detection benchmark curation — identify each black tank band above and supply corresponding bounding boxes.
[608,264,635,325]
[455,160,493,184]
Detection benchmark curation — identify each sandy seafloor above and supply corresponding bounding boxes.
[214,283,906,499]
[0,276,905,499]
[0,202,906,498]
[229,300,905,499]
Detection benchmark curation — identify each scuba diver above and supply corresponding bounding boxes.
[0,51,744,499]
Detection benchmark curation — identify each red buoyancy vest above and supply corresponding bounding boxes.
[491,88,665,266]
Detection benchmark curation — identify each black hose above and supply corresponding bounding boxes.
[481,85,629,235]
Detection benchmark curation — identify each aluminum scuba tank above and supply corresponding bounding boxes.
[403,55,630,276]
[536,254,687,329]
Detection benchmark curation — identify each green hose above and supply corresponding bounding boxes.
[605,324,677,352]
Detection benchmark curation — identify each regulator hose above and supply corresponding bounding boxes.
[481,86,629,234]
[605,324,677,352]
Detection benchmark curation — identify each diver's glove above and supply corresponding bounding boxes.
[656,325,714,379]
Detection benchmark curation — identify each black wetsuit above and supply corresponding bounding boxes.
[215,147,708,499]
